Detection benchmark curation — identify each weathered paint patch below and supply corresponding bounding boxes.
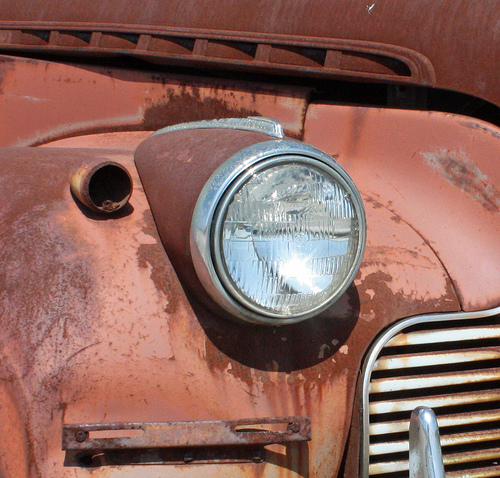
[422,149,500,213]
[142,90,260,132]
[460,120,500,140]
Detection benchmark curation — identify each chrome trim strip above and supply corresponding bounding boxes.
[409,407,445,478]
[360,304,500,477]
[152,116,285,139]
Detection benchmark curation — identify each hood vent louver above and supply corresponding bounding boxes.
[0,24,435,85]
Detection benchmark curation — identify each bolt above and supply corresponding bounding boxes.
[252,450,264,463]
[75,431,89,443]
[289,422,301,433]
[183,452,194,463]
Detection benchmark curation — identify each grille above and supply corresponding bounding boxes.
[362,309,500,478]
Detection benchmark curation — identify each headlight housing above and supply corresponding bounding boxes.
[191,139,366,325]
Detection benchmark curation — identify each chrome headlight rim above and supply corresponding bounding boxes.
[190,139,366,326]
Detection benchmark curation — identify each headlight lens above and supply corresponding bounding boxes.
[191,140,365,325]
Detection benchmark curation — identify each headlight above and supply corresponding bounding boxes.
[191,140,366,325]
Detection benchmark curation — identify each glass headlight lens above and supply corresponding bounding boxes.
[191,141,365,325]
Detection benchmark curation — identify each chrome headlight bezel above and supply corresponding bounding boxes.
[190,139,366,326]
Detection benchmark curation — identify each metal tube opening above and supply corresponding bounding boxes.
[70,161,133,213]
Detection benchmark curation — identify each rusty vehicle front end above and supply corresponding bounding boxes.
[0,1,499,477]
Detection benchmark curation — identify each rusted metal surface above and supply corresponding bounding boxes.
[303,104,500,312]
[0,0,498,106]
[0,129,461,477]
[63,416,311,450]
[134,125,462,478]
[0,380,30,478]
[0,54,309,146]
[42,131,153,149]
[69,160,133,213]
[0,25,436,86]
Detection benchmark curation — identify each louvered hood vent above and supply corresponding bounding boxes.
[0,25,435,85]
[361,308,500,478]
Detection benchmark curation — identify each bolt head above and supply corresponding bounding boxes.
[289,422,301,433]
[183,452,194,463]
[252,450,264,463]
[75,431,89,443]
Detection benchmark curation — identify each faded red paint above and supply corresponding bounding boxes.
[422,149,500,213]
[0,54,309,147]
[0,0,497,476]
[0,129,461,476]
[304,104,500,312]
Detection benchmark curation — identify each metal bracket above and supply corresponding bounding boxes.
[62,416,310,467]
[152,116,285,139]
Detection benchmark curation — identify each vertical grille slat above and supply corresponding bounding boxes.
[362,311,500,478]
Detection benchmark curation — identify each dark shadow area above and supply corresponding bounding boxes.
[70,189,135,220]
[65,444,308,475]
[192,284,360,372]
[65,445,275,468]
[265,442,309,477]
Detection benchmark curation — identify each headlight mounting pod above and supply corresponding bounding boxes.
[135,118,365,326]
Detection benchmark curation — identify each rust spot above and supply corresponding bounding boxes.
[460,121,500,140]
[0,57,17,95]
[358,267,458,324]
[143,89,260,131]
[136,211,182,315]
[423,149,500,213]
[364,196,384,209]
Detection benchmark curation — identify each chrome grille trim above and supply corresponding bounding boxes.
[361,306,500,478]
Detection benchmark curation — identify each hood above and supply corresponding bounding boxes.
[0,0,499,107]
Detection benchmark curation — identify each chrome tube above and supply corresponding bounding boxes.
[409,407,445,478]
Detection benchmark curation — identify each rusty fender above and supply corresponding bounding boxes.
[303,104,500,313]
[2,105,500,476]
[0,126,458,478]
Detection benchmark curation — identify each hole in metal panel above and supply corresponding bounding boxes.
[99,33,140,49]
[88,164,132,211]
[57,32,92,47]
[234,422,289,433]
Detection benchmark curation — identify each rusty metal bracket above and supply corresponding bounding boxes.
[63,416,311,451]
